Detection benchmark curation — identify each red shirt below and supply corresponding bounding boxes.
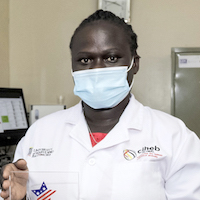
[89,132,107,147]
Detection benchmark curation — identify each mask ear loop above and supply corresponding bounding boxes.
[127,57,134,72]
[129,77,134,89]
[127,57,135,89]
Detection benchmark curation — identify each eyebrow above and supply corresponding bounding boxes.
[76,48,122,55]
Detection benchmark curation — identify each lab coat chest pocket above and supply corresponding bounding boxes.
[112,162,164,200]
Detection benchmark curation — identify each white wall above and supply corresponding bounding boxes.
[9,0,97,111]
[8,0,200,113]
[131,1,200,113]
[0,0,9,87]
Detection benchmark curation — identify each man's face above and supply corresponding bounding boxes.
[71,21,138,86]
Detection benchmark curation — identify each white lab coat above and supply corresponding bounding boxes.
[14,95,200,200]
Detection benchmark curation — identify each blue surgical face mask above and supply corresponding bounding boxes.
[72,58,134,109]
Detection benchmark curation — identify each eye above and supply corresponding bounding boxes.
[80,58,92,64]
[106,56,118,63]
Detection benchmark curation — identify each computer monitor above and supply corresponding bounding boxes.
[0,88,29,146]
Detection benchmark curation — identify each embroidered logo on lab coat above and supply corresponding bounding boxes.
[123,149,137,161]
[28,147,54,157]
[123,146,163,161]
[137,146,163,160]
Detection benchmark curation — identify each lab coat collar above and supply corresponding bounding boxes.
[65,94,144,151]
[65,94,144,130]
[64,101,83,125]
[65,102,93,151]
[120,94,144,131]
[95,94,144,150]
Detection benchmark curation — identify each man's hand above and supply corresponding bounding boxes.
[0,159,28,200]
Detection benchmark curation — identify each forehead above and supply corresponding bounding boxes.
[71,21,130,54]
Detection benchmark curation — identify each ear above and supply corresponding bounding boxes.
[133,53,140,74]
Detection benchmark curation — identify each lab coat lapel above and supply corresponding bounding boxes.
[66,95,144,151]
[66,101,130,151]
[92,94,144,150]
[94,123,130,149]
[69,119,92,151]
[65,102,93,151]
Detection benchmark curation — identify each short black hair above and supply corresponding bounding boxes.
[69,9,138,55]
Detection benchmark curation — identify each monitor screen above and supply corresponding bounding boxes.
[0,88,29,146]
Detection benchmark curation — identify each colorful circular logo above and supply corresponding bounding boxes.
[123,149,136,161]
